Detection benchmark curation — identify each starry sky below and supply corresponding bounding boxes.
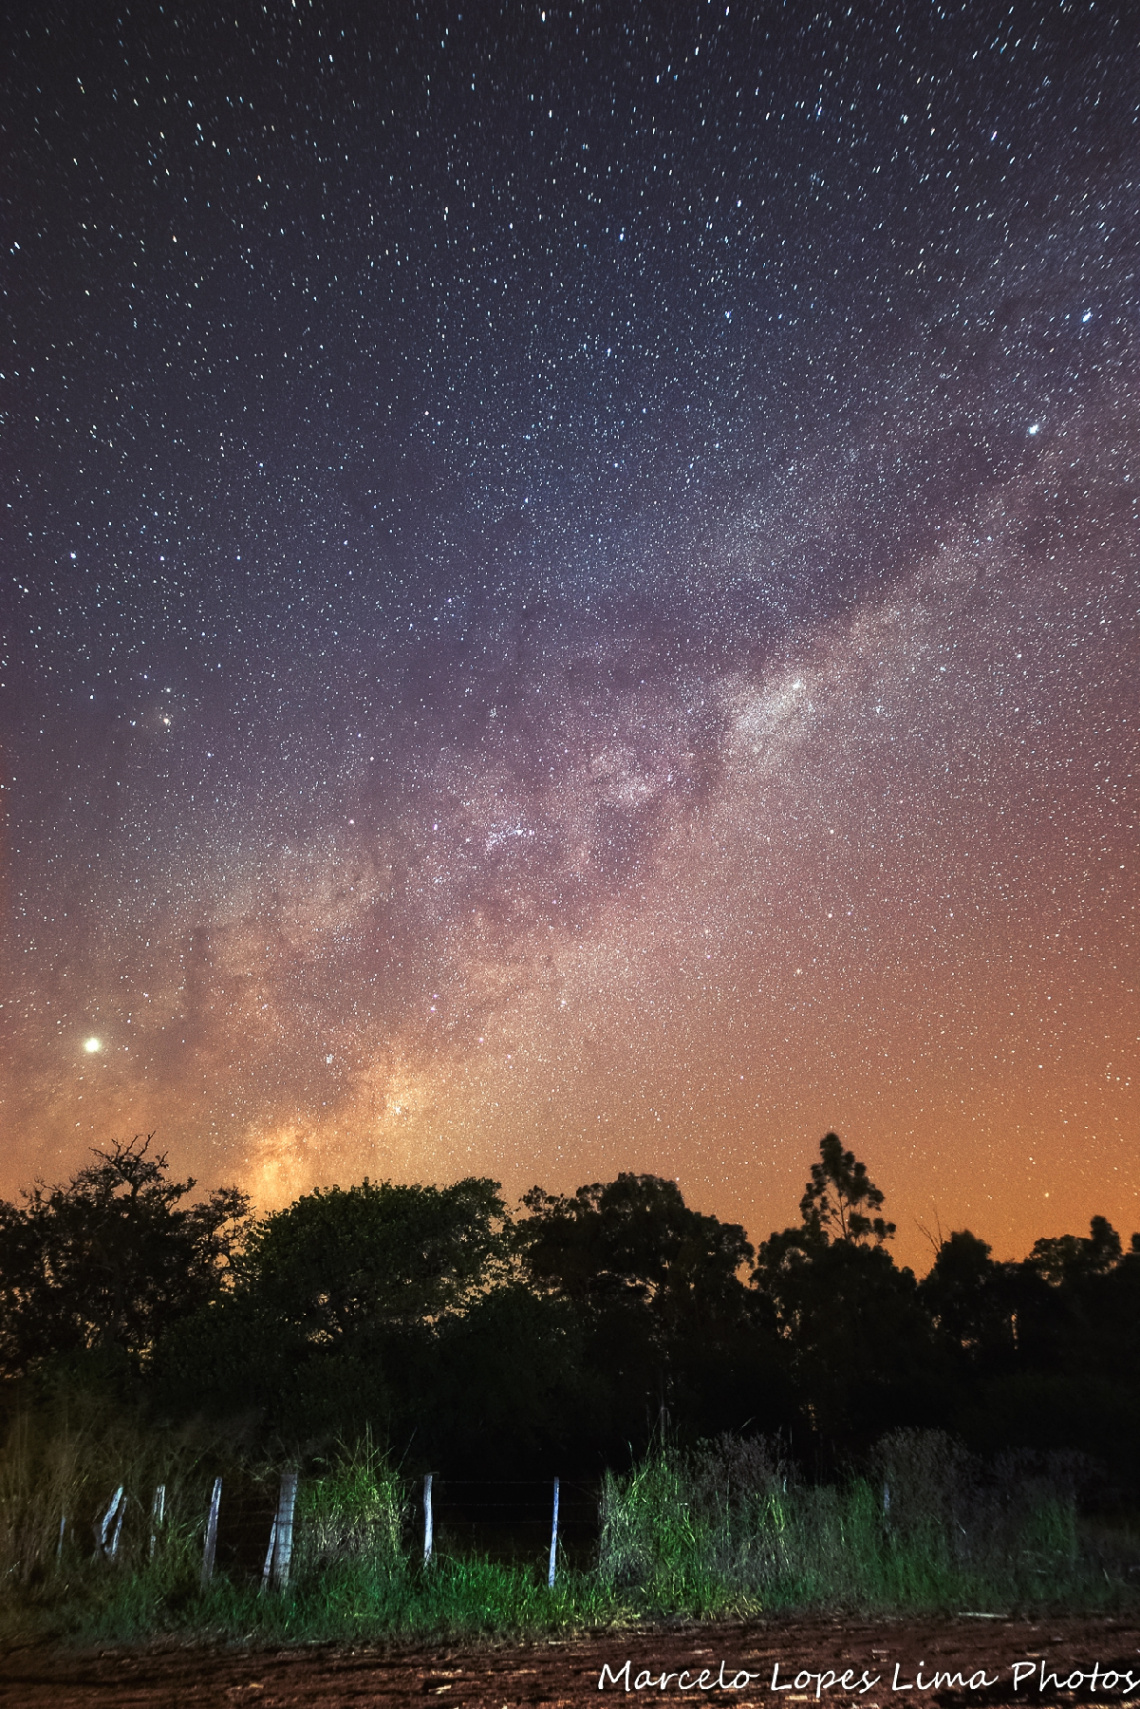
[3,0,1137,1268]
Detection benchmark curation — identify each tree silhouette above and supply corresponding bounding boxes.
[917,1229,1021,1361]
[519,1174,776,1453]
[0,1135,249,1376]
[520,1172,754,1325]
[1028,1215,1123,1285]
[237,1175,509,1337]
[799,1132,895,1244]
[153,1175,513,1447]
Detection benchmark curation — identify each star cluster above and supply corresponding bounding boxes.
[3,0,1137,1264]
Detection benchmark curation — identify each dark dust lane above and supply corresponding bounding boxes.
[2,1615,1139,1709]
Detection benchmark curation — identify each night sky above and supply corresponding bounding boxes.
[4,0,1137,1267]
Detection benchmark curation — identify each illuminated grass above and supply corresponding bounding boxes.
[2,1420,1133,1644]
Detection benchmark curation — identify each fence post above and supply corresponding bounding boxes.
[150,1484,166,1559]
[97,1485,124,1561]
[423,1472,433,1567]
[547,1476,560,1589]
[110,1495,126,1560]
[270,1470,299,1590]
[261,1514,278,1591]
[201,1476,222,1588]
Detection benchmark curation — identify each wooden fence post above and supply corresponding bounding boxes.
[269,1470,298,1590]
[150,1484,166,1559]
[261,1514,278,1591]
[547,1476,560,1589]
[423,1472,433,1567]
[201,1476,222,1588]
[97,1485,124,1561]
[110,1495,126,1560]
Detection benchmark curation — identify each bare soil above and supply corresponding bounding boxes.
[1,1615,1139,1709]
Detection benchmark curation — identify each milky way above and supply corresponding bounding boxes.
[3,1,1137,1265]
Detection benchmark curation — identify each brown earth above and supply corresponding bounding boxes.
[1,1615,1139,1709]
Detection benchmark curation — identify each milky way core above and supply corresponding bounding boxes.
[3,2,1137,1266]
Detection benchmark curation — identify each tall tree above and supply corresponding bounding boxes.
[799,1131,895,1244]
[153,1176,513,1446]
[519,1174,783,1452]
[0,1136,249,1376]
[918,1228,1018,1358]
[520,1172,754,1331]
[1027,1215,1123,1285]
[236,1176,510,1337]
[752,1136,937,1453]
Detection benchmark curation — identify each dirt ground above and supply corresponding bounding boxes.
[2,1614,1139,1709]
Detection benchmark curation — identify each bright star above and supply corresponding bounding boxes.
[83,1036,102,1054]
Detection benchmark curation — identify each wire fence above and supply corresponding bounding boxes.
[423,1476,600,1568]
[120,1470,604,1586]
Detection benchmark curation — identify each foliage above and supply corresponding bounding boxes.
[2,1414,1132,1645]
[799,1132,895,1245]
[520,1172,755,1327]
[516,1173,779,1459]
[0,1389,234,1641]
[238,1176,510,1334]
[295,1431,406,1574]
[918,1229,1017,1355]
[0,1137,249,1379]
[752,1229,937,1451]
[151,1176,514,1450]
[3,1132,1140,1496]
[1029,1214,1123,1285]
[596,1431,1119,1617]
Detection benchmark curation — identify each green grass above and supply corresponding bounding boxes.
[1,1417,1135,1646]
[594,1431,1126,1619]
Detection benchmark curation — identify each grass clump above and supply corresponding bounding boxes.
[295,1430,406,1577]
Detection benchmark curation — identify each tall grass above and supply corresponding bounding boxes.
[0,1391,237,1640]
[0,1408,1132,1645]
[295,1430,406,1576]
[253,1432,619,1638]
[596,1430,1112,1617]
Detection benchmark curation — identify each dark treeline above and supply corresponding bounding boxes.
[1,1134,1138,1491]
